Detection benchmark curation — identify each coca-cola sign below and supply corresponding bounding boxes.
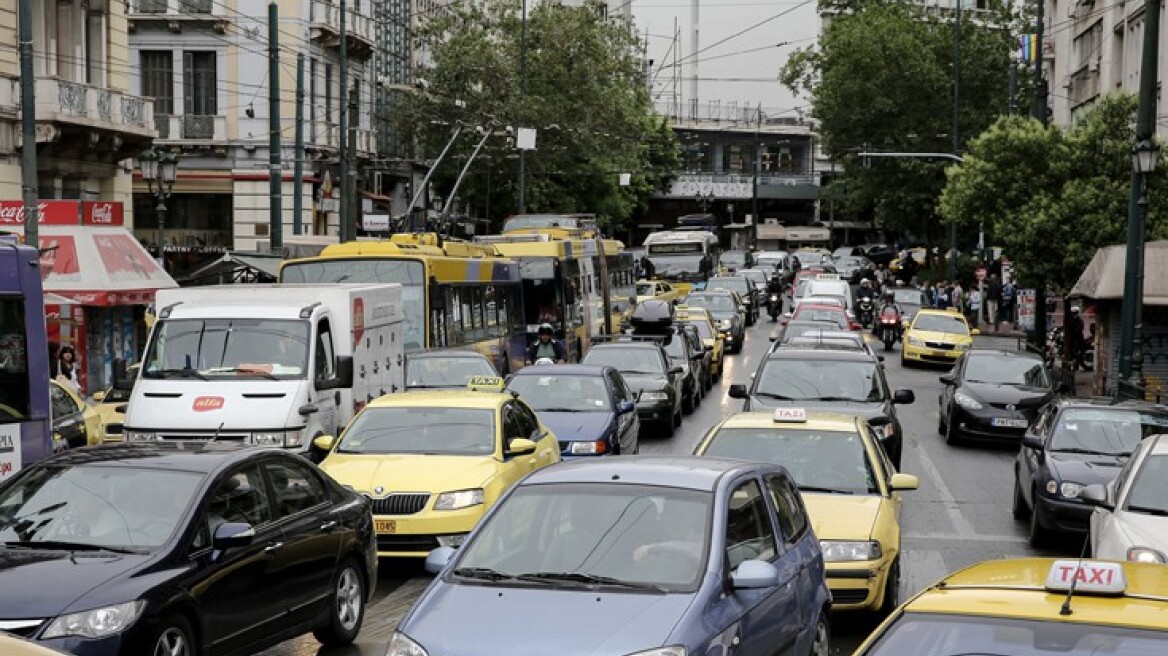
[82,201,124,226]
[0,200,124,226]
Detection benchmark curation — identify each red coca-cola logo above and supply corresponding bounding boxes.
[82,201,124,226]
[193,396,225,412]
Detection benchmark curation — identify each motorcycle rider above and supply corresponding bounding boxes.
[765,272,785,320]
[875,290,904,338]
[857,278,876,325]
[525,323,567,365]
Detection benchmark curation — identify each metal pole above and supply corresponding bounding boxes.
[518,0,528,214]
[347,88,359,238]
[294,53,305,235]
[339,0,350,242]
[442,124,495,219]
[403,125,465,226]
[949,0,961,280]
[18,0,38,248]
[155,197,167,268]
[752,106,760,250]
[268,2,283,252]
[1030,0,1049,347]
[1119,0,1161,391]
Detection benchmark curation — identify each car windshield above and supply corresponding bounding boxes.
[337,407,496,455]
[0,464,203,550]
[663,336,688,361]
[406,356,496,389]
[781,321,842,342]
[507,375,612,412]
[861,612,1168,656]
[1126,452,1168,514]
[892,289,925,306]
[756,359,883,401]
[453,482,712,592]
[503,215,582,231]
[685,294,735,313]
[684,319,714,340]
[144,318,310,380]
[802,296,846,308]
[703,428,878,493]
[793,308,849,328]
[964,356,1050,387]
[913,313,968,334]
[721,252,747,266]
[635,283,656,296]
[1051,409,1168,454]
[707,277,750,294]
[647,255,705,278]
[836,256,863,267]
[582,347,664,375]
[740,270,767,286]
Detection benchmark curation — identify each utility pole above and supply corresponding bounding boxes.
[347,87,359,238]
[518,0,528,214]
[752,105,761,250]
[339,0,351,242]
[18,0,37,248]
[1118,0,1161,395]
[294,53,305,236]
[949,0,961,280]
[1030,0,1049,348]
[267,2,283,252]
[690,0,700,112]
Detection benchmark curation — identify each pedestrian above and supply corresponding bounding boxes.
[968,287,982,325]
[48,341,61,380]
[934,282,951,309]
[57,345,80,393]
[1001,280,1016,329]
[986,275,1002,330]
[1067,307,1086,371]
[922,282,935,306]
[952,280,965,313]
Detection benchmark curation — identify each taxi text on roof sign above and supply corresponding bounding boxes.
[772,408,808,423]
[815,273,842,281]
[1044,560,1127,595]
[466,376,505,392]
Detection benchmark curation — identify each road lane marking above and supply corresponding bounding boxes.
[912,436,978,538]
[902,549,948,600]
[904,532,1030,544]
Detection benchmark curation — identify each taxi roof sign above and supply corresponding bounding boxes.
[814,273,842,281]
[772,408,808,423]
[1044,560,1127,596]
[466,376,505,392]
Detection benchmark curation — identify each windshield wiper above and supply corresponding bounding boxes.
[623,370,657,375]
[1050,448,1121,456]
[516,571,666,592]
[1126,505,1168,517]
[206,367,279,380]
[810,396,867,402]
[149,368,208,381]
[754,392,797,400]
[3,540,142,554]
[539,407,588,413]
[798,486,856,495]
[452,566,517,581]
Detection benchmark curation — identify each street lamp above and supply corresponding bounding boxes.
[1124,139,1158,391]
[139,147,178,267]
[1133,139,1158,175]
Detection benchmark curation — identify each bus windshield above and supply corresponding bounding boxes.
[144,319,310,380]
[0,298,30,422]
[280,258,426,350]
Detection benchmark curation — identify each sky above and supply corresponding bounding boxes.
[631,0,821,122]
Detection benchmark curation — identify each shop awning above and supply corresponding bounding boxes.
[179,251,283,285]
[35,225,177,306]
[1069,240,1168,305]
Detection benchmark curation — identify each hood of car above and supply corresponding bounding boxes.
[1048,451,1127,486]
[536,412,614,442]
[1112,511,1168,555]
[320,454,501,495]
[908,329,972,345]
[0,548,152,618]
[620,373,671,393]
[802,495,882,541]
[403,582,696,656]
[748,397,890,422]
[962,382,1051,408]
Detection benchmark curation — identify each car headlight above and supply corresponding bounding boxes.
[42,601,146,639]
[955,342,971,350]
[434,488,484,511]
[907,336,925,347]
[626,648,687,656]
[640,391,669,401]
[954,391,983,410]
[124,430,157,442]
[251,430,304,447]
[719,319,733,329]
[1127,547,1167,563]
[568,440,609,455]
[819,540,882,562]
[386,631,429,656]
[1046,479,1082,498]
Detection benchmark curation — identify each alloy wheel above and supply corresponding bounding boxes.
[336,567,364,632]
[154,628,190,656]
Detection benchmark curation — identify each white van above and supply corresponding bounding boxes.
[120,284,403,453]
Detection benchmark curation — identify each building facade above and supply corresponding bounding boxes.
[126,0,380,269]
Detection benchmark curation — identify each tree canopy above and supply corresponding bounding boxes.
[393,0,679,232]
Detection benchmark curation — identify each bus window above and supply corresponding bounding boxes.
[0,298,30,421]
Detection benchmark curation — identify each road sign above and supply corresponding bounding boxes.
[1017,289,1036,331]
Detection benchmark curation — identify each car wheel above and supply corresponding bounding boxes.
[682,387,695,414]
[878,557,901,616]
[1012,474,1030,520]
[945,416,961,446]
[937,407,947,435]
[313,559,366,647]
[807,609,830,656]
[1028,495,1050,548]
[149,614,195,656]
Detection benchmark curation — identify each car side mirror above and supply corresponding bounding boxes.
[729,384,748,399]
[114,404,128,414]
[425,546,457,574]
[617,400,636,414]
[668,366,684,375]
[1077,484,1113,510]
[1057,381,1073,394]
[731,559,780,589]
[313,434,336,452]
[317,355,354,391]
[893,389,915,404]
[112,358,132,391]
[939,373,955,385]
[212,522,255,559]
[508,438,538,456]
[890,473,919,491]
[92,390,107,403]
[1021,434,1044,450]
[971,328,982,336]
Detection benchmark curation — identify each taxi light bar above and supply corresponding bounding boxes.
[1044,560,1127,596]
[466,376,505,392]
[772,408,807,423]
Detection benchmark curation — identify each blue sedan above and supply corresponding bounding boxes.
[390,456,832,656]
[505,364,640,457]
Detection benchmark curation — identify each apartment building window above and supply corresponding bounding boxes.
[141,51,175,115]
[183,51,218,115]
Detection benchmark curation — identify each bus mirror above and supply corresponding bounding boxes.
[320,356,354,391]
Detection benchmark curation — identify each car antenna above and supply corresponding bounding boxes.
[1059,534,1093,616]
[209,422,225,443]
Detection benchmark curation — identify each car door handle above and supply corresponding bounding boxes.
[264,541,284,554]
[319,521,338,532]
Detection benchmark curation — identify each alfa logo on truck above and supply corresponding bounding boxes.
[353,297,365,347]
[193,396,225,412]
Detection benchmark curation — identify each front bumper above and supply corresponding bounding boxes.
[902,341,965,364]
[949,405,1031,442]
[636,397,674,423]
[1034,493,1092,534]
[825,555,895,611]
[374,508,482,557]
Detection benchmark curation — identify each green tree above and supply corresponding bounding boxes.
[781,0,1014,246]
[939,94,1168,288]
[393,0,679,232]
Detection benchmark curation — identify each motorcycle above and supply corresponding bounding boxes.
[877,306,902,352]
[858,296,875,327]
[767,292,781,321]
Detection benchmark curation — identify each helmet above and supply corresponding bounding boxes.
[860,278,871,285]
[1071,307,1081,314]
[538,323,554,335]
[534,357,556,366]
[884,290,895,300]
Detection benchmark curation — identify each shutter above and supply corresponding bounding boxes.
[182,51,193,115]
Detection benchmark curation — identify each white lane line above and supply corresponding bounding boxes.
[913,437,978,538]
[904,532,1030,544]
[902,549,948,600]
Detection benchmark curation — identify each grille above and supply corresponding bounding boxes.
[105,423,123,435]
[830,589,870,604]
[0,620,44,638]
[377,534,440,552]
[159,433,248,441]
[924,341,955,350]
[368,493,431,515]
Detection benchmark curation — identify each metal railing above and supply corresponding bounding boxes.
[1116,378,1166,403]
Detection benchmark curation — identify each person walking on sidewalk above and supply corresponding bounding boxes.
[1000,280,1016,330]
[986,275,1002,331]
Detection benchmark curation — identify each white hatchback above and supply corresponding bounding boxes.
[1082,433,1168,563]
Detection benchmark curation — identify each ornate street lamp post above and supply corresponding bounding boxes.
[139,148,178,268]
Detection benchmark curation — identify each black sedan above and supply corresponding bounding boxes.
[938,350,1060,446]
[684,291,747,353]
[1013,398,1168,547]
[0,443,376,656]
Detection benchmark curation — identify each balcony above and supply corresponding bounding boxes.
[308,122,375,155]
[154,114,228,142]
[32,77,155,142]
[128,0,228,33]
[309,0,375,57]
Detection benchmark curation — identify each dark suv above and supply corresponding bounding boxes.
[706,275,759,325]
[730,347,914,467]
[581,341,685,437]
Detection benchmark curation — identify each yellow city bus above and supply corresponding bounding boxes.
[278,234,527,374]
[607,249,636,332]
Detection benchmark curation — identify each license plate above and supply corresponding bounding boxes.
[991,418,1029,428]
[375,519,397,534]
[930,350,951,357]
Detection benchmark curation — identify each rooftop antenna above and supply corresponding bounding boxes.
[1059,533,1093,616]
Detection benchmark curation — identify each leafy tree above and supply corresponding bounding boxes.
[939,94,1168,289]
[392,0,679,232]
[781,0,1014,246]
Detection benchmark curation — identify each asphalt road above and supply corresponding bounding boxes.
[259,313,1075,656]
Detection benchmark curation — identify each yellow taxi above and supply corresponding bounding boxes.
[901,307,977,367]
[634,279,682,305]
[315,377,560,557]
[693,408,918,614]
[49,380,105,449]
[90,363,139,440]
[676,305,724,379]
[853,558,1168,655]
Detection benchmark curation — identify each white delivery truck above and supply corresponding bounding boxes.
[119,284,403,455]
